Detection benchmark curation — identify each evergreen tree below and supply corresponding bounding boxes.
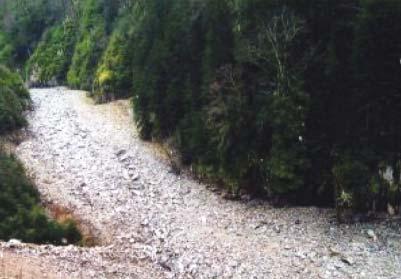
[67,0,110,90]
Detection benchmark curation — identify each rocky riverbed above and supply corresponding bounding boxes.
[1,87,400,278]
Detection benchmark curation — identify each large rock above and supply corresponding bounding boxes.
[6,239,22,248]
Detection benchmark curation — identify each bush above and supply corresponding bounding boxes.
[0,65,30,134]
[93,10,137,101]
[0,153,81,244]
[27,18,77,86]
[0,0,68,67]
[67,0,111,90]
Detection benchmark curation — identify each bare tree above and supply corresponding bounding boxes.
[250,8,303,97]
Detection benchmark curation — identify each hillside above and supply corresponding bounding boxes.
[1,0,400,216]
[0,1,400,278]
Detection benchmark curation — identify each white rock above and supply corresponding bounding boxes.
[367,229,377,241]
[122,169,130,180]
[7,239,22,248]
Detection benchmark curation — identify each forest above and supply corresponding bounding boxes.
[0,0,400,223]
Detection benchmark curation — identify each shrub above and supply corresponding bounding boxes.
[67,0,110,90]
[0,65,30,134]
[0,153,81,244]
[93,9,137,101]
[27,18,77,86]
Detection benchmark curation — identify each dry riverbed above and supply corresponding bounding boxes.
[1,87,400,278]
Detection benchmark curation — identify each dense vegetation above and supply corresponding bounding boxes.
[27,18,76,86]
[0,0,400,221]
[0,65,30,133]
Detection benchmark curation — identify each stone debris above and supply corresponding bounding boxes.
[4,87,400,279]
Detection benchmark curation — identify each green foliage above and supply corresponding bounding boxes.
[0,0,68,67]
[132,0,309,195]
[332,154,370,210]
[0,33,13,66]
[0,153,81,244]
[93,8,138,100]
[27,18,77,85]
[353,0,401,160]
[67,0,106,89]
[67,0,122,90]
[327,0,401,213]
[240,8,308,195]
[132,0,193,139]
[130,0,401,212]
[0,65,30,134]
